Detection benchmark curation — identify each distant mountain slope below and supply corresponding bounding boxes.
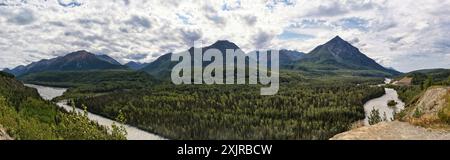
[125,61,149,70]
[139,53,174,78]
[19,70,157,88]
[140,40,245,78]
[278,49,306,64]
[3,50,126,76]
[409,68,450,74]
[96,54,122,65]
[141,40,308,78]
[295,36,401,76]
[399,68,450,85]
[142,37,400,79]
[248,49,306,68]
[4,36,401,79]
[3,65,26,76]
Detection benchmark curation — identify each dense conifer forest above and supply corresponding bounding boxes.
[69,73,385,140]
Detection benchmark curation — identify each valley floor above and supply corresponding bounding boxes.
[331,121,450,140]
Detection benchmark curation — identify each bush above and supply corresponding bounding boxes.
[413,108,423,118]
[368,108,382,125]
[387,100,398,107]
[438,94,450,124]
[0,71,14,78]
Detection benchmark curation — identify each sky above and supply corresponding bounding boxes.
[0,0,449,72]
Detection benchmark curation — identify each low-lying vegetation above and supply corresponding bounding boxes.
[438,93,450,124]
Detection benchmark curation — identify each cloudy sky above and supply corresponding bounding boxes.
[0,0,449,72]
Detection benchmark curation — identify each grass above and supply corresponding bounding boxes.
[438,92,450,124]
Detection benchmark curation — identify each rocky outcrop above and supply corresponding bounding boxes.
[402,87,450,126]
[0,125,12,140]
[392,77,412,86]
[331,121,450,140]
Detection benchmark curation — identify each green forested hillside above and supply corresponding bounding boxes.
[393,69,450,105]
[0,71,125,140]
[4,50,127,76]
[401,68,450,86]
[19,70,158,95]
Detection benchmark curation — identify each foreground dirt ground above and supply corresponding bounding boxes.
[331,121,450,140]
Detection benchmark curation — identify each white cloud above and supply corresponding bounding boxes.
[0,0,449,72]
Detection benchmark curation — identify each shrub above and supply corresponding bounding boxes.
[438,94,450,124]
[387,100,398,107]
[368,108,382,125]
[413,108,423,118]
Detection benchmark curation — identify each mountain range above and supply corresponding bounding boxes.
[140,40,245,77]
[3,36,401,78]
[139,36,400,77]
[125,61,149,70]
[295,36,400,75]
[4,50,126,76]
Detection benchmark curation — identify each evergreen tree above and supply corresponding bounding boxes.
[368,108,382,125]
[423,75,433,89]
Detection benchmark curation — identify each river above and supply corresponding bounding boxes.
[25,84,165,140]
[363,79,405,126]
